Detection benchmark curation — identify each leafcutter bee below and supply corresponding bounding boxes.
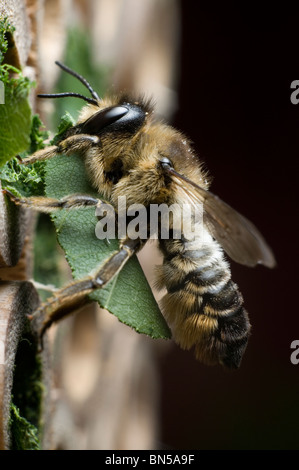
[4,61,276,368]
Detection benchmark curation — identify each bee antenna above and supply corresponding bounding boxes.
[54,60,100,102]
[37,92,99,106]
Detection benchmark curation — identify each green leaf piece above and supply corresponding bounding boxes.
[0,115,47,197]
[45,152,171,340]
[0,18,15,64]
[0,19,34,166]
[0,65,32,167]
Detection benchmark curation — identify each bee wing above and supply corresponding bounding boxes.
[168,168,276,268]
[202,190,276,268]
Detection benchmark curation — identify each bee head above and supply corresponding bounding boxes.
[38,61,208,205]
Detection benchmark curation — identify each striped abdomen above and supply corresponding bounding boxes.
[156,230,251,368]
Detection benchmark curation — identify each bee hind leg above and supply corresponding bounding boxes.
[31,237,141,346]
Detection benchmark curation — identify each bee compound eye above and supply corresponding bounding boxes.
[103,106,129,123]
[81,103,146,135]
[81,106,129,134]
[160,157,173,169]
[96,106,129,128]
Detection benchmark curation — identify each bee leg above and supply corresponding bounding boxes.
[32,237,141,343]
[2,189,107,213]
[21,133,100,165]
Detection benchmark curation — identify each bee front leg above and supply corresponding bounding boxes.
[21,133,99,165]
[32,237,141,343]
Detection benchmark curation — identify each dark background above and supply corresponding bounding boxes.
[158,2,299,450]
